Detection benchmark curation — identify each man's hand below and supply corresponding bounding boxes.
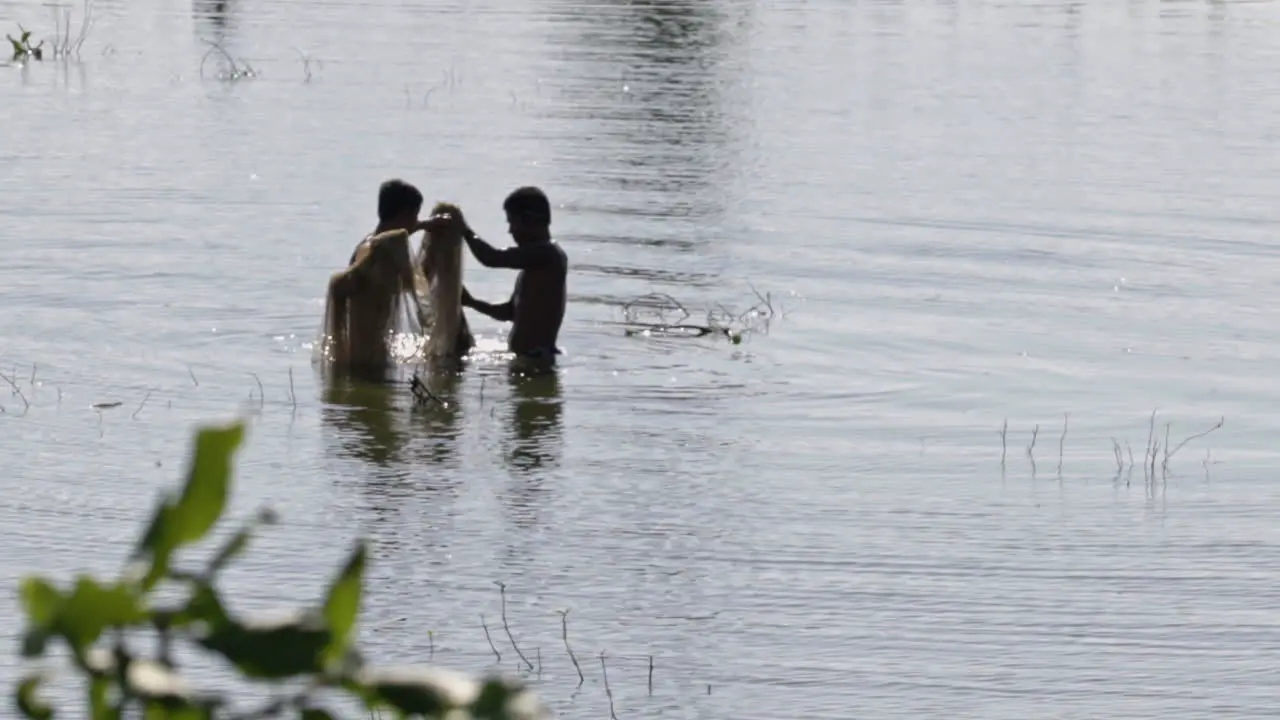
[417,214,452,234]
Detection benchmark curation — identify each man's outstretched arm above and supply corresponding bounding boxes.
[461,285,514,322]
[463,230,555,270]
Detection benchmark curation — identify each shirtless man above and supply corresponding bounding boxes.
[323,179,422,377]
[438,186,568,360]
[351,178,422,264]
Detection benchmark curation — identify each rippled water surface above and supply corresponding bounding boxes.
[5,0,1280,717]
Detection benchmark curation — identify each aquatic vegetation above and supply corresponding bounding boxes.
[7,1,94,63]
[7,27,44,62]
[616,284,783,345]
[200,40,257,81]
[11,419,547,719]
[1000,410,1226,484]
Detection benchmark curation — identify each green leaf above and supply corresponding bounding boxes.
[15,673,53,720]
[197,611,331,680]
[21,629,50,658]
[206,507,277,575]
[58,577,147,654]
[176,582,231,629]
[171,422,245,547]
[131,422,246,591]
[470,676,545,720]
[354,666,459,717]
[321,540,366,665]
[469,679,518,719]
[131,495,177,591]
[87,676,118,720]
[20,577,62,628]
[8,35,24,58]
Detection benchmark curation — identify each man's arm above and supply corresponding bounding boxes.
[463,230,556,270]
[461,284,514,322]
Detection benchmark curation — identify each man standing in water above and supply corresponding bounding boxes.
[352,178,423,262]
[437,186,568,361]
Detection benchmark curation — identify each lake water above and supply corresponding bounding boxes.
[4,0,1280,717]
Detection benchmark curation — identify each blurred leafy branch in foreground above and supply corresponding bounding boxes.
[13,419,548,719]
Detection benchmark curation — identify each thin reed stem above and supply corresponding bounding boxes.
[0,373,30,414]
[480,615,501,663]
[599,651,618,720]
[1163,417,1225,470]
[1057,413,1069,476]
[249,372,264,408]
[495,581,534,671]
[132,390,151,420]
[999,418,1007,468]
[557,609,585,687]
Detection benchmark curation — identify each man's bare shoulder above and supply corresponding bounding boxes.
[350,229,409,265]
[540,240,568,272]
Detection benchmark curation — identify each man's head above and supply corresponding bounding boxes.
[503,186,551,245]
[377,179,424,229]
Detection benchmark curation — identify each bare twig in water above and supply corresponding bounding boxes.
[556,609,585,687]
[0,373,30,414]
[999,418,1008,468]
[1163,417,1225,472]
[199,40,256,81]
[29,363,36,387]
[623,292,689,323]
[1027,424,1039,457]
[187,365,199,387]
[248,372,264,408]
[495,581,534,671]
[480,615,501,663]
[409,375,442,406]
[131,390,152,420]
[746,281,775,317]
[288,367,297,409]
[648,655,654,695]
[1144,409,1157,477]
[1057,413,1069,476]
[599,651,618,720]
[427,630,434,660]
[46,0,95,59]
[291,46,319,81]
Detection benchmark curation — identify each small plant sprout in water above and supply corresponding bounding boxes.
[7,26,44,62]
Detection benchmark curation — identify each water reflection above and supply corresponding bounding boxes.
[503,366,563,474]
[320,375,408,470]
[193,0,235,34]
[547,0,748,221]
[498,366,563,530]
[321,367,467,556]
[408,366,466,469]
